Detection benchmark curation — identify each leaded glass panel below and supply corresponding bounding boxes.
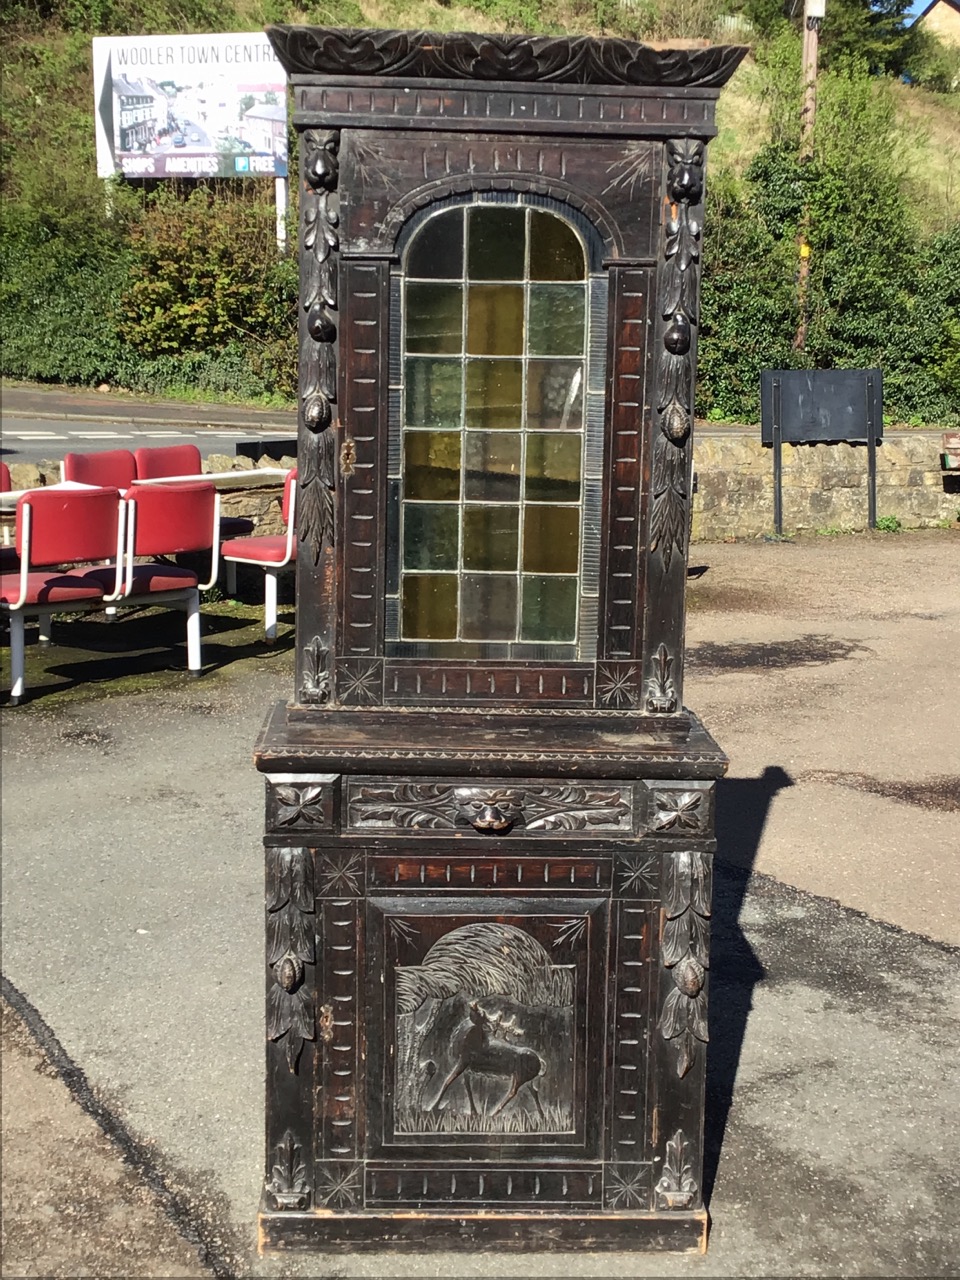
[392,203,601,654]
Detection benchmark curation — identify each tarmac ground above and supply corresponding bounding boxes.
[1,487,958,1276]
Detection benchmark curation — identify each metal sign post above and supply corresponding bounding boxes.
[760,369,884,535]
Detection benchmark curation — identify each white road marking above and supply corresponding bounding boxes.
[7,432,66,439]
[67,431,133,439]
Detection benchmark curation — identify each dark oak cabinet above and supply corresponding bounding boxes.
[255,25,744,1253]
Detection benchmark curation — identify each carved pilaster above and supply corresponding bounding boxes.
[266,847,315,1072]
[299,128,340,566]
[658,850,710,1078]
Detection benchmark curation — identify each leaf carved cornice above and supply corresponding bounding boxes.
[268,26,748,89]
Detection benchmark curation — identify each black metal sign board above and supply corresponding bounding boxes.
[760,368,883,444]
[760,368,883,533]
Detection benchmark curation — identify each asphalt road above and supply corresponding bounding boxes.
[0,384,297,467]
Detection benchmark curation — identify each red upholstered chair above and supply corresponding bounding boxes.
[62,449,136,490]
[108,481,220,676]
[220,469,296,642]
[1,486,125,705]
[134,443,254,543]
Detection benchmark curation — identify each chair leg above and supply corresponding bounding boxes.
[225,560,237,597]
[37,612,52,646]
[9,613,25,705]
[185,589,202,675]
[264,569,279,643]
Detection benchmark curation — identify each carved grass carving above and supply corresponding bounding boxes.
[658,850,711,1078]
[266,848,315,1071]
[655,1129,698,1210]
[300,129,339,565]
[300,637,330,704]
[646,643,678,714]
[266,1130,310,1211]
[268,26,747,88]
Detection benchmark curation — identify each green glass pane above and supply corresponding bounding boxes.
[407,209,464,279]
[528,285,585,356]
[529,211,585,281]
[463,505,519,572]
[465,359,522,430]
[402,574,458,639]
[525,433,582,504]
[526,360,584,430]
[404,358,462,429]
[464,431,522,501]
[403,504,459,570]
[522,505,580,574]
[467,207,525,280]
[406,283,463,354]
[461,574,517,640]
[467,284,523,355]
[521,576,578,642]
[403,431,461,501]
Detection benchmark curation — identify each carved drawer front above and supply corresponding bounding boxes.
[346,777,636,837]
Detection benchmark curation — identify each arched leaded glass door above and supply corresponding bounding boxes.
[386,202,605,662]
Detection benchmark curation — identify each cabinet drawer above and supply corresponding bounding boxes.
[345,777,637,837]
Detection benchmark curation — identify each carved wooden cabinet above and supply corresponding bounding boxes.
[255,25,744,1253]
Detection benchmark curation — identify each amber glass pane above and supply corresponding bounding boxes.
[464,432,522,501]
[522,505,580,574]
[463,505,519,571]
[461,574,517,639]
[521,575,578,641]
[403,431,461,501]
[528,285,585,356]
[465,359,522,430]
[526,360,583,430]
[467,207,526,280]
[529,211,585,281]
[402,574,458,639]
[467,285,523,355]
[526,434,582,504]
[403,504,459,571]
[406,283,463,354]
[405,358,462,429]
[407,210,463,279]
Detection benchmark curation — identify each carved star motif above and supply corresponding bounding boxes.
[316,1163,362,1209]
[618,855,658,896]
[318,852,363,897]
[606,1163,647,1209]
[596,664,640,708]
[337,659,382,705]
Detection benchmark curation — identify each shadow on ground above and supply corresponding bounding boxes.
[0,600,295,707]
[704,766,794,1204]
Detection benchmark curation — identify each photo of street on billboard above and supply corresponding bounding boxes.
[93,33,287,180]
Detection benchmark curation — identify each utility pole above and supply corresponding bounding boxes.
[793,0,825,351]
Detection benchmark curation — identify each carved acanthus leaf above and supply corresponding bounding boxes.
[659,850,711,1078]
[266,1131,310,1211]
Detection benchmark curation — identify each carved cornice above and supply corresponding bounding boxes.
[268,26,747,89]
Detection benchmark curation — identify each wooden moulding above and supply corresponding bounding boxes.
[259,1207,708,1253]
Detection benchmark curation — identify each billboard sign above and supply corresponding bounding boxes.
[93,33,287,180]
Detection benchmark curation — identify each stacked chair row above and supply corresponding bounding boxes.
[61,447,297,642]
[1,482,219,705]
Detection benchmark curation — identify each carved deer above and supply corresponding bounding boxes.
[425,1000,545,1122]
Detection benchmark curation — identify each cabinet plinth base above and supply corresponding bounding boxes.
[258,1207,708,1254]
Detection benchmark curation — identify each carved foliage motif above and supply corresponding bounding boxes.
[274,783,328,827]
[348,782,630,832]
[300,637,330,704]
[300,129,340,565]
[268,26,747,89]
[266,1130,310,1211]
[659,851,711,1078]
[655,1129,698,1210]
[651,139,704,572]
[653,788,706,832]
[646,643,678,714]
[266,847,315,1071]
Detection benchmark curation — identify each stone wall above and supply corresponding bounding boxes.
[692,429,958,540]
